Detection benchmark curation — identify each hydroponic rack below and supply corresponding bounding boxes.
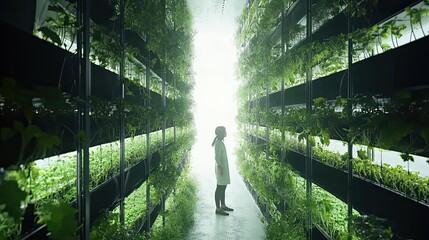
[0,0,194,239]
[237,0,429,239]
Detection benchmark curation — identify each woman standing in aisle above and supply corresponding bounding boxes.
[212,126,234,216]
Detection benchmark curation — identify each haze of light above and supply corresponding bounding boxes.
[188,0,246,157]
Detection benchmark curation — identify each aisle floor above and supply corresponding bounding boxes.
[186,138,266,240]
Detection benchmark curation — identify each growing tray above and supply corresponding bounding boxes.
[280,148,429,240]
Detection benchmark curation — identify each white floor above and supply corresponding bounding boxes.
[186,137,266,240]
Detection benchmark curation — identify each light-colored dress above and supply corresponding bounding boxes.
[214,138,230,185]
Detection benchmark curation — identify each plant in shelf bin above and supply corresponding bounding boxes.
[91,212,149,240]
[32,0,77,49]
[0,179,26,239]
[279,94,429,161]
[35,202,79,240]
[0,77,64,168]
[407,1,429,38]
[351,214,393,240]
[0,75,81,236]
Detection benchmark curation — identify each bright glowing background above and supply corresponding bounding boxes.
[192,32,238,146]
[188,0,246,158]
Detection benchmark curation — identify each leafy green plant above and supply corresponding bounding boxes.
[268,131,429,203]
[2,0,195,238]
[0,77,63,168]
[237,0,429,239]
[237,139,354,239]
[150,168,197,240]
[36,202,78,240]
[351,215,393,240]
[150,130,195,199]
[35,0,77,49]
[91,212,149,240]
[0,179,26,239]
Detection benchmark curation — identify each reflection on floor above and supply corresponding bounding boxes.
[186,138,266,240]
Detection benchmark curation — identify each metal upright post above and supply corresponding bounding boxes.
[145,50,151,232]
[119,0,126,229]
[247,93,249,137]
[161,0,167,164]
[161,0,167,227]
[173,69,177,142]
[265,48,270,160]
[347,2,354,239]
[256,87,259,144]
[82,0,91,238]
[76,0,83,236]
[173,72,176,142]
[305,0,313,239]
[173,1,181,142]
[265,43,270,219]
[280,8,285,163]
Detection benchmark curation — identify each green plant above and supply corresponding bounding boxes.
[35,202,78,240]
[351,215,393,240]
[35,0,77,49]
[0,179,26,239]
[237,139,354,239]
[268,131,429,203]
[91,212,149,240]
[0,77,63,168]
[237,0,429,238]
[150,130,195,199]
[150,168,197,240]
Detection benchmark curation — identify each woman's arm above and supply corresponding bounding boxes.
[215,142,224,175]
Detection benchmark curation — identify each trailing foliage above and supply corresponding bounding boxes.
[237,139,356,239]
[90,212,149,240]
[150,129,195,199]
[150,167,197,240]
[236,0,429,238]
[92,129,196,236]
[236,0,429,98]
[267,131,429,203]
[350,215,393,240]
[2,0,196,238]
[244,95,429,158]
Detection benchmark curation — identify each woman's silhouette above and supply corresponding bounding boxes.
[212,126,234,215]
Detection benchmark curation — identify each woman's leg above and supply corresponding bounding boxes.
[215,185,229,215]
[220,185,233,211]
[215,185,222,208]
[220,185,227,207]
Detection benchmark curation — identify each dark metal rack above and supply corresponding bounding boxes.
[0,0,193,239]
[241,0,429,239]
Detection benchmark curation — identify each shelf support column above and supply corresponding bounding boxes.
[119,0,126,230]
[255,87,259,145]
[173,2,177,142]
[280,5,287,213]
[265,41,270,220]
[347,2,354,239]
[161,0,167,227]
[76,0,92,239]
[280,7,286,164]
[265,46,270,161]
[173,72,176,141]
[145,50,152,232]
[76,0,83,235]
[305,0,313,239]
